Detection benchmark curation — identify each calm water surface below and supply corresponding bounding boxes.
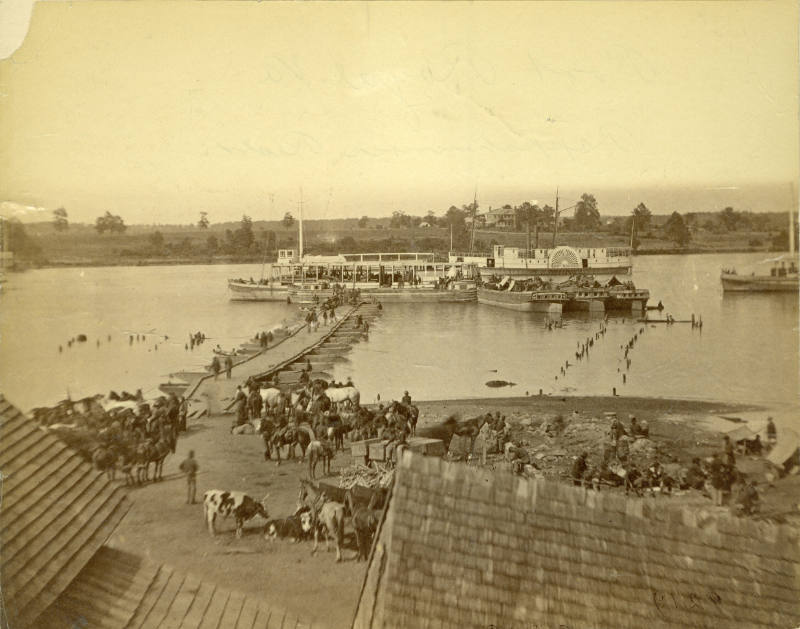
[1,254,797,413]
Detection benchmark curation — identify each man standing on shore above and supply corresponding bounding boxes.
[225,356,233,379]
[179,450,199,504]
[178,396,188,432]
[766,417,777,446]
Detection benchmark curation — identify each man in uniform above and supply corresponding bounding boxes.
[179,450,199,504]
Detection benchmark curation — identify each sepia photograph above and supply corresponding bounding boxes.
[0,1,798,628]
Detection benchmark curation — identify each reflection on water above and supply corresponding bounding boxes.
[0,253,797,413]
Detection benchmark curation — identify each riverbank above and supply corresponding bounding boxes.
[9,242,787,270]
[105,390,798,628]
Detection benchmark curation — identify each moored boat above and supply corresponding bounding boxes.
[478,274,648,313]
[288,260,478,305]
[228,279,291,301]
[451,244,633,283]
[477,277,565,312]
[721,206,798,293]
[720,262,799,292]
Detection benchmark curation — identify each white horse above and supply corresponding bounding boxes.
[260,387,284,410]
[325,386,360,410]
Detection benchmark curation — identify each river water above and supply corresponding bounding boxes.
[1,253,797,413]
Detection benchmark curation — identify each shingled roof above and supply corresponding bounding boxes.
[0,394,131,629]
[39,545,318,629]
[353,452,800,629]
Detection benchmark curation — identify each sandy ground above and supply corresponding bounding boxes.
[106,391,798,629]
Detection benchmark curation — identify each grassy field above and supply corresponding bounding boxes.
[13,218,789,267]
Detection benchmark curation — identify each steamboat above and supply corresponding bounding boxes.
[230,250,478,304]
[287,253,477,305]
[450,244,633,283]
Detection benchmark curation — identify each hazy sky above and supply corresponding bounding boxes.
[0,1,797,224]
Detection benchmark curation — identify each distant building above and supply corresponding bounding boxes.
[484,207,517,229]
[353,451,800,629]
[418,222,432,228]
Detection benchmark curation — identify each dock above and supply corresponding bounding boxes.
[186,302,381,414]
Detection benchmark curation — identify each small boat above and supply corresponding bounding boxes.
[721,205,798,293]
[636,318,692,324]
[477,281,566,313]
[720,263,799,292]
[158,381,190,396]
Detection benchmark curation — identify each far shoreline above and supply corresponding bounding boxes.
[7,246,788,272]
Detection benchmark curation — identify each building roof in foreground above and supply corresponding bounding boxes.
[40,545,318,629]
[353,451,800,629]
[0,394,131,629]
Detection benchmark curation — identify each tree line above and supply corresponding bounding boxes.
[3,199,795,267]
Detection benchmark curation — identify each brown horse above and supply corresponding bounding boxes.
[135,437,171,483]
[270,425,312,465]
[386,401,419,436]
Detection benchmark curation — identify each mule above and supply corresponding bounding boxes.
[298,478,346,562]
[345,489,382,561]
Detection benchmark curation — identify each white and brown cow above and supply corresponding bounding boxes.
[203,490,269,538]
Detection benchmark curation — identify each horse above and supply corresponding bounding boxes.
[260,387,287,413]
[326,415,352,451]
[325,386,360,410]
[135,437,171,483]
[308,439,334,480]
[306,392,331,417]
[345,489,382,561]
[386,401,419,436]
[270,424,313,465]
[298,479,345,562]
[92,445,118,480]
[135,441,154,484]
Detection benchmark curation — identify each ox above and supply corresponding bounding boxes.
[203,490,269,538]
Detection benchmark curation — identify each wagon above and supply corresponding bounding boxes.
[350,437,382,465]
[317,481,387,515]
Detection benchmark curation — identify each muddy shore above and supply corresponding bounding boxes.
[106,392,798,628]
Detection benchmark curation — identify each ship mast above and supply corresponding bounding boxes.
[552,187,559,248]
[298,188,304,260]
[630,210,636,250]
[790,182,796,255]
[469,186,478,255]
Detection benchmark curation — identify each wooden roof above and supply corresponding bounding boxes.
[353,452,800,629]
[0,394,131,629]
[40,545,318,629]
